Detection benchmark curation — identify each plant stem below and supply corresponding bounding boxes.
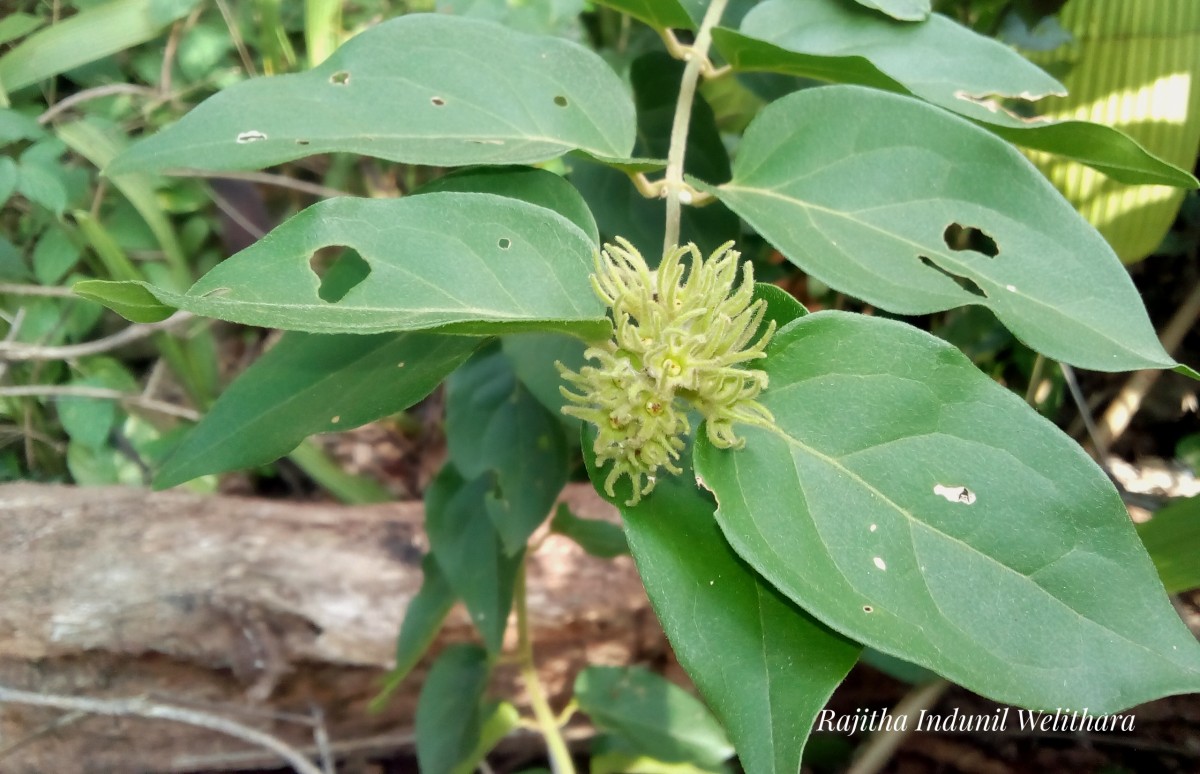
[515,561,575,774]
[663,0,729,253]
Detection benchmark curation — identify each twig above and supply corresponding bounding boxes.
[0,307,27,384]
[175,169,349,199]
[310,704,335,774]
[0,710,86,759]
[845,679,951,774]
[214,0,259,77]
[1062,363,1111,467]
[209,186,268,240]
[0,283,81,297]
[0,685,324,774]
[662,0,729,252]
[0,312,193,361]
[0,385,199,421]
[37,84,159,124]
[1094,276,1200,450]
[1024,353,1046,407]
[515,561,575,774]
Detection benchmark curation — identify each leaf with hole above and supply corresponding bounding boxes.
[709,85,1177,372]
[695,312,1200,712]
[713,0,1195,186]
[584,431,859,774]
[76,193,608,337]
[108,14,635,174]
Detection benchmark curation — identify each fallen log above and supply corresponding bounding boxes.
[0,482,660,773]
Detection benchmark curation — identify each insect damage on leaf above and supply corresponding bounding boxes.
[559,238,777,505]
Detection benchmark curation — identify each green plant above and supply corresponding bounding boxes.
[71,0,1200,770]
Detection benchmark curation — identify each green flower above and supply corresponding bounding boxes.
[559,238,776,505]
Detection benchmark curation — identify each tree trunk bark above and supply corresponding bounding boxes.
[0,482,661,773]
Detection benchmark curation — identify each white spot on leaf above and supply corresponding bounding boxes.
[934,484,976,505]
[873,556,887,571]
[236,130,268,144]
[869,523,877,533]
[1006,284,1017,292]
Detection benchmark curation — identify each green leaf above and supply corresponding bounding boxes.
[501,332,587,424]
[590,0,695,31]
[108,14,635,175]
[417,165,599,246]
[446,349,569,554]
[452,701,521,774]
[0,158,16,206]
[718,0,1062,127]
[32,225,82,286]
[0,13,43,47]
[373,554,458,710]
[853,0,930,21]
[415,644,492,774]
[575,666,734,768]
[695,311,1200,712]
[425,464,524,653]
[73,278,174,322]
[154,330,478,489]
[0,0,199,95]
[0,107,45,146]
[587,439,859,774]
[15,161,66,214]
[1137,496,1200,594]
[713,0,1195,186]
[711,85,1175,373]
[77,194,608,337]
[549,503,628,558]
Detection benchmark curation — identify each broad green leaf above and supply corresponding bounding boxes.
[586,435,859,774]
[74,277,173,322]
[502,332,587,424]
[0,13,43,47]
[425,464,524,653]
[32,225,81,286]
[415,644,492,774]
[575,666,734,767]
[15,161,66,214]
[446,349,569,554]
[1137,496,1200,594]
[108,14,635,175]
[153,330,478,489]
[453,701,521,774]
[550,503,629,558]
[711,86,1176,373]
[590,0,695,31]
[0,107,45,146]
[713,0,1195,186]
[438,0,586,38]
[417,165,599,245]
[0,0,199,95]
[695,311,1200,712]
[373,554,458,710]
[76,194,608,337]
[853,0,930,21]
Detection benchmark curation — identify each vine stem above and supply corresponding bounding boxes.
[663,0,729,253]
[515,561,575,774]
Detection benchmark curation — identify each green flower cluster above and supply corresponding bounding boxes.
[559,238,776,505]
